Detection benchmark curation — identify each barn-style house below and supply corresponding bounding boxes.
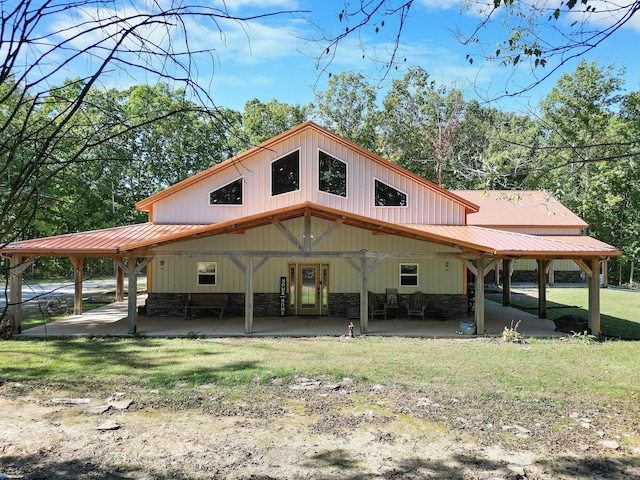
[2,122,620,336]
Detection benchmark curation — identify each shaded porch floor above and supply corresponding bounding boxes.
[16,295,565,338]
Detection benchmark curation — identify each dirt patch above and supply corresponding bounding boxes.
[1,377,639,479]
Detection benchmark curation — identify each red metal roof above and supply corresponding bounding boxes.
[1,203,620,259]
[403,225,619,257]
[1,223,205,256]
[452,190,588,229]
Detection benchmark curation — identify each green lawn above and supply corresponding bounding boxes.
[1,336,639,402]
[486,286,640,340]
[2,322,639,463]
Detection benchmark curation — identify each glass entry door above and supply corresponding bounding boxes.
[292,263,329,315]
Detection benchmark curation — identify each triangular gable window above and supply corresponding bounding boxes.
[375,179,407,206]
[319,150,347,197]
[210,178,243,205]
[272,150,300,196]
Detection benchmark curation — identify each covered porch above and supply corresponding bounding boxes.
[2,204,620,339]
[15,294,564,338]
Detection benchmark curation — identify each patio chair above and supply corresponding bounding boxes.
[407,292,428,320]
[368,291,386,320]
[384,288,400,319]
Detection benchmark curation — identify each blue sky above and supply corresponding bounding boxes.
[42,0,640,114]
[199,1,640,113]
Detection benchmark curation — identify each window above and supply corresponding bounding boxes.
[272,150,300,196]
[197,262,217,285]
[319,150,347,197]
[209,178,242,205]
[400,263,419,286]
[375,180,407,206]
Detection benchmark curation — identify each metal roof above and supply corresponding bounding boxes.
[403,225,619,257]
[1,223,205,256]
[1,203,620,259]
[452,190,588,229]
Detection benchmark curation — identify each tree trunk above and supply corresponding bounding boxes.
[618,262,622,287]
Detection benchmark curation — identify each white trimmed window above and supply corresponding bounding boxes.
[319,150,347,197]
[400,263,419,286]
[209,177,243,205]
[375,179,407,206]
[271,150,300,196]
[197,262,217,285]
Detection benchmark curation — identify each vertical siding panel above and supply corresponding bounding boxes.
[155,220,463,295]
[151,126,469,227]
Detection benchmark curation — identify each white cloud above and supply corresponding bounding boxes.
[216,0,301,10]
[207,18,309,64]
[416,0,466,11]
[564,0,640,33]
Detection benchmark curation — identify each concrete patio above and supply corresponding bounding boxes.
[16,295,565,338]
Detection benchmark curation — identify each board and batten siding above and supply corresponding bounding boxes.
[511,258,581,272]
[150,128,467,226]
[151,218,463,295]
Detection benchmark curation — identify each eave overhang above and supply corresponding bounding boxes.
[1,202,621,259]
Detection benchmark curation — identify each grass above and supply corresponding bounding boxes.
[2,335,639,462]
[1,336,638,404]
[486,286,640,340]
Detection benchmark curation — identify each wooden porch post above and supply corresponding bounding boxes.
[502,258,512,307]
[537,259,551,319]
[588,258,602,335]
[114,256,151,335]
[70,256,84,315]
[245,256,254,334]
[360,254,369,334]
[548,260,555,287]
[115,263,125,302]
[127,258,138,334]
[474,258,485,335]
[8,256,33,334]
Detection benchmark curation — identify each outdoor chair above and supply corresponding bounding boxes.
[384,288,400,319]
[407,291,428,320]
[368,291,386,320]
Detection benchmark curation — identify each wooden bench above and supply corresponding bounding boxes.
[184,293,228,320]
[552,314,589,334]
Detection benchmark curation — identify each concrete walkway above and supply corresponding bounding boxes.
[16,295,563,338]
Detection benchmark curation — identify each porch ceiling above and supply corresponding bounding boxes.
[1,202,620,259]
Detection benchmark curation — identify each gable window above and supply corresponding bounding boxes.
[375,179,407,206]
[209,178,243,205]
[319,150,347,197]
[272,150,300,196]
[197,262,217,285]
[400,263,419,286]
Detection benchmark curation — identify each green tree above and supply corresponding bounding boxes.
[313,71,380,151]
[232,98,311,151]
[0,0,306,247]
[538,60,624,218]
[593,91,640,285]
[452,101,541,189]
[380,67,465,187]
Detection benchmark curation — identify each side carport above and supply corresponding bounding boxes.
[404,225,621,336]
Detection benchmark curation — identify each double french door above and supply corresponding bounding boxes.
[289,263,329,315]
